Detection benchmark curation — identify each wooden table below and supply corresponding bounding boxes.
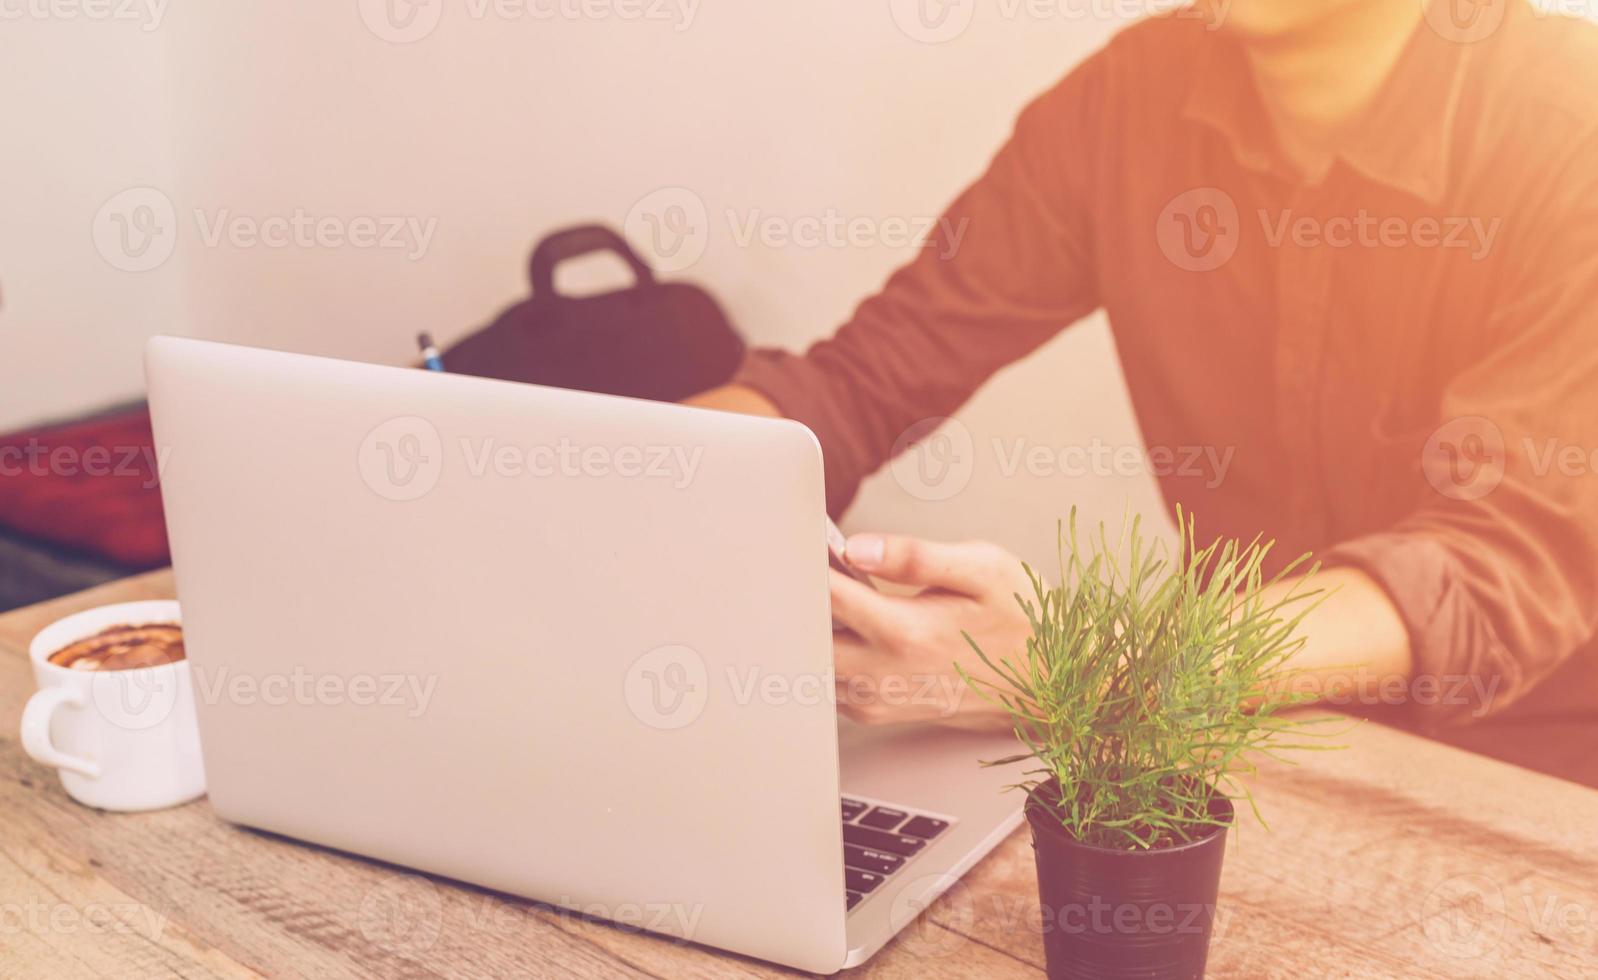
[4,571,1596,979]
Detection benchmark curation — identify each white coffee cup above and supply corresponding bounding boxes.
[21,600,206,811]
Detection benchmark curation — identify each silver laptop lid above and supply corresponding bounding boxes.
[146,336,847,972]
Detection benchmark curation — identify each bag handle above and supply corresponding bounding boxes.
[528,224,655,301]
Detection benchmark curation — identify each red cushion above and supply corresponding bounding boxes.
[0,408,169,567]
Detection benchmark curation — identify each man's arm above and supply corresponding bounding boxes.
[717,57,1109,514]
[1255,569,1413,706]
[821,535,1415,729]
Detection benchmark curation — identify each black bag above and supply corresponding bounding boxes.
[443,224,745,402]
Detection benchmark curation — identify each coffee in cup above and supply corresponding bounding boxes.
[47,623,185,672]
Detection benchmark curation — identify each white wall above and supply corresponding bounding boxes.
[3,1,1165,568]
[1,8,185,428]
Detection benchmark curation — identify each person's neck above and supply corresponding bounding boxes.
[1241,0,1424,183]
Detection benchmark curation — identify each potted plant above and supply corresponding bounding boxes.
[960,509,1335,980]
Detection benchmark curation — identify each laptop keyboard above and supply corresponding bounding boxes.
[841,797,951,912]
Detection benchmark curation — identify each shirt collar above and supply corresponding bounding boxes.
[1181,11,1475,205]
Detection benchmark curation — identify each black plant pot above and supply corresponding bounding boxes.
[1025,780,1234,980]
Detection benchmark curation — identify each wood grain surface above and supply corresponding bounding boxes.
[3,571,1595,978]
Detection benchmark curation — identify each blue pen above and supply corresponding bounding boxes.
[417,332,445,372]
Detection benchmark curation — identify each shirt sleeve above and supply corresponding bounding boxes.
[733,58,1106,515]
[1323,133,1598,727]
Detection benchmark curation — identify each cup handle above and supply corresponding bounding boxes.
[21,687,101,779]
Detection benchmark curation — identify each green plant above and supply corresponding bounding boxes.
[959,508,1338,851]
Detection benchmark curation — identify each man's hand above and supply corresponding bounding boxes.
[829,533,1034,729]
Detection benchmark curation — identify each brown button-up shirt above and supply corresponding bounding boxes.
[734,6,1598,726]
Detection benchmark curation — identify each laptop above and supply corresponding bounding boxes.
[145,336,1024,973]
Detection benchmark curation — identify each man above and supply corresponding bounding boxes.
[689,0,1598,777]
